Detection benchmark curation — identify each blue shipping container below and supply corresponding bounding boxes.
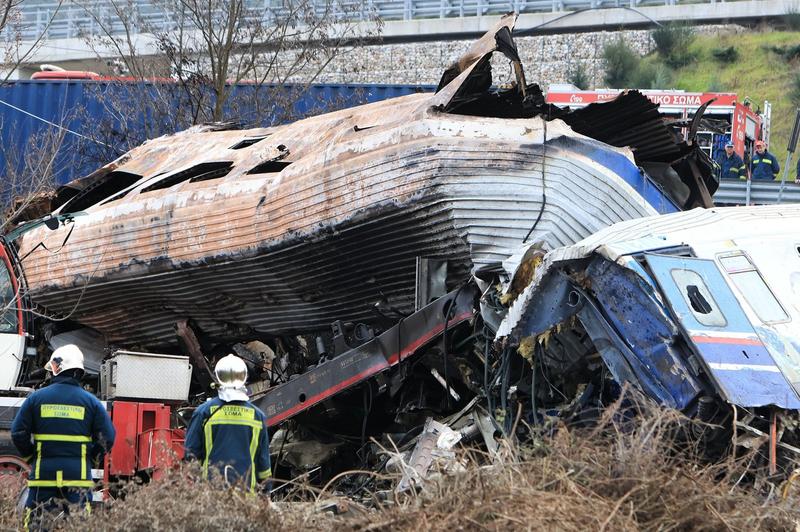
[0,80,433,186]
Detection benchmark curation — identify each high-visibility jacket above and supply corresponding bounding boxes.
[715,152,746,179]
[750,150,780,180]
[11,374,115,489]
[184,397,271,492]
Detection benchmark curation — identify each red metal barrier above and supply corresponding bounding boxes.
[106,401,182,480]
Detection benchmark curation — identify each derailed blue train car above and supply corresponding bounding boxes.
[499,205,800,463]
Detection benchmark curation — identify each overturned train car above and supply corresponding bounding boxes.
[498,205,800,460]
[6,15,779,484]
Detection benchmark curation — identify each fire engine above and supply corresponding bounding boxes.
[546,84,771,169]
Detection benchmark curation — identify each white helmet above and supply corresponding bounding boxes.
[45,344,85,375]
[214,354,247,389]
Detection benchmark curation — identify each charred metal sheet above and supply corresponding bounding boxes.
[12,15,715,350]
[582,258,702,410]
[255,285,477,427]
[501,204,800,414]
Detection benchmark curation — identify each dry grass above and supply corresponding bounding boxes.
[4,398,800,531]
[353,405,799,531]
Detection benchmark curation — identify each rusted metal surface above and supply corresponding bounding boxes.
[13,14,712,349]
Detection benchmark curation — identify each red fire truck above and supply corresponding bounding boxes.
[546,85,771,165]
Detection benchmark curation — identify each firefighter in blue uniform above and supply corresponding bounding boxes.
[715,141,747,180]
[750,140,780,180]
[184,354,271,493]
[11,344,116,530]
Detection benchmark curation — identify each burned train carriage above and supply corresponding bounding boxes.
[6,14,778,484]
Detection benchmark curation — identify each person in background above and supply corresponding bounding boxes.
[715,141,747,180]
[11,345,115,530]
[184,354,271,495]
[750,140,780,180]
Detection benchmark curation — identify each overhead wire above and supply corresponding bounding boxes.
[0,98,111,147]
[513,6,662,38]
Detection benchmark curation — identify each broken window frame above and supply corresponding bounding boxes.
[0,252,20,334]
[669,268,728,327]
[229,135,270,150]
[60,171,144,213]
[717,251,790,324]
[139,162,235,194]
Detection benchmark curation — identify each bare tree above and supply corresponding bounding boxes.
[0,0,71,232]
[75,0,381,165]
[0,121,69,232]
[1,0,65,81]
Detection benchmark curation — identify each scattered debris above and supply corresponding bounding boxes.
[0,14,796,508]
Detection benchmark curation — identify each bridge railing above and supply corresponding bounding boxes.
[6,0,741,41]
[714,179,800,206]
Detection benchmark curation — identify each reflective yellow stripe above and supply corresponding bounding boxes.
[210,405,255,420]
[33,434,92,442]
[40,404,85,420]
[24,508,31,531]
[249,426,261,492]
[753,159,761,164]
[81,444,87,480]
[202,421,213,479]
[202,406,263,491]
[257,468,272,480]
[56,470,63,487]
[85,502,92,514]
[739,165,746,170]
[34,442,41,478]
[28,479,95,488]
[207,418,263,429]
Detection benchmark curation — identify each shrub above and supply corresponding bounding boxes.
[791,71,800,106]
[785,3,800,30]
[631,62,673,89]
[603,37,640,88]
[768,44,800,62]
[711,46,739,64]
[569,62,590,90]
[652,23,696,68]
[652,23,695,57]
[707,79,725,92]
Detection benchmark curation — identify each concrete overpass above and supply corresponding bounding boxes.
[3,0,792,78]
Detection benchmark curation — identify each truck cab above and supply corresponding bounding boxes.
[0,239,25,392]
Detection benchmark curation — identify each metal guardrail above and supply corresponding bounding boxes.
[6,0,747,42]
[714,179,800,206]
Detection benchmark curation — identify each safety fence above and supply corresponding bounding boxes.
[9,0,752,42]
[715,179,800,206]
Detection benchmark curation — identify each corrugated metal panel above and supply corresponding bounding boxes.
[714,179,800,205]
[0,80,433,185]
[18,105,660,348]
[549,204,800,263]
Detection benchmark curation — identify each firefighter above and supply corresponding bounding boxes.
[715,141,747,180]
[750,140,780,180]
[184,354,271,494]
[11,344,116,530]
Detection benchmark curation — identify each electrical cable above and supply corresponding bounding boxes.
[513,6,662,38]
[441,282,467,410]
[0,98,111,147]
[483,326,492,414]
[360,381,373,450]
[523,118,547,243]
